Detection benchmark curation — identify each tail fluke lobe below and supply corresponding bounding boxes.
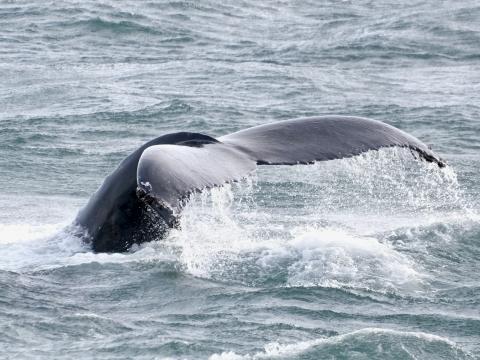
[220,116,444,166]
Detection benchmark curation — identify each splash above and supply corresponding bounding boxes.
[158,148,474,294]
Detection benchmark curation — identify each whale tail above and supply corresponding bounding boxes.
[137,116,445,213]
[78,116,445,252]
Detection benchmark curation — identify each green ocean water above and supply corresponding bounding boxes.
[0,1,479,359]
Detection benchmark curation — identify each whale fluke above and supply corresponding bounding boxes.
[220,116,443,166]
[137,143,256,212]
[76,116,445,252]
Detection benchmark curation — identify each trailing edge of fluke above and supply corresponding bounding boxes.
[75,116,445,252]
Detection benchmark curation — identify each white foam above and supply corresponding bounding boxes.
[0,220,178,272]
[49,243,177,270]
[0,223,61,245]
[163,184,425,292]
[286,226,423,291]
[0,222,86,272]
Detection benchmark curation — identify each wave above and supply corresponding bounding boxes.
[209,328,473,360]
[56,17,164,36]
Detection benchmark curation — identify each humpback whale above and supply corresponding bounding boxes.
[75,116,445,252]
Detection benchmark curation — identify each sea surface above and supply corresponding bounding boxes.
[0,0,479,359]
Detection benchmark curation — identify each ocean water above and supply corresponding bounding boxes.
[0,0,479,358]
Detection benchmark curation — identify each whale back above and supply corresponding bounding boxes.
[75,132,219,252]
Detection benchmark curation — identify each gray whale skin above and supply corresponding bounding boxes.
[75,116,444,252]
